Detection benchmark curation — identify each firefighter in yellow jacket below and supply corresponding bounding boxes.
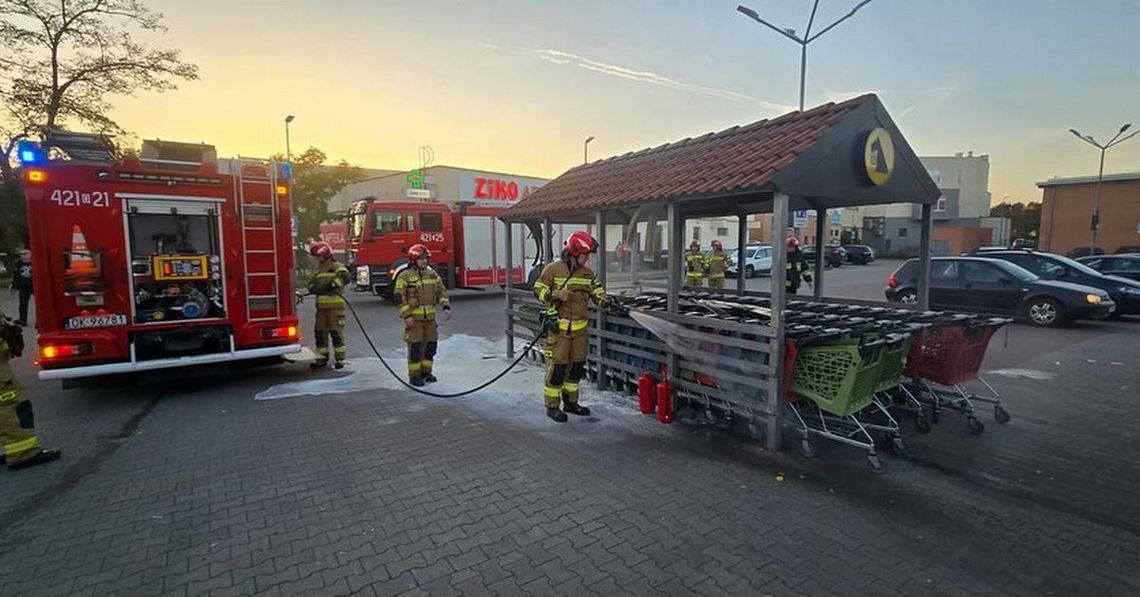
[684,239,707,288]
[1,312,61,470]
[706,239,732,290]
[395,244,451,387]
[308,241,352,369]
[532,231,617,422]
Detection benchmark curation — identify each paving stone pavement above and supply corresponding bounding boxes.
[2,294,1139,596]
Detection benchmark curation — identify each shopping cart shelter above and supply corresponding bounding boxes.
[502,94,951,462]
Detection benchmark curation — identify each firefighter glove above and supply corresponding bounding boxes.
[540,307,561,334]
[443,306,452,321]
[404,316,415,329]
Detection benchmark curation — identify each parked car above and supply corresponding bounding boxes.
[842,244,875,265]
[726,244,772,278]
[1065,246,1105,258]
[801,244,844,268]
[885,257,1114,327]
[1114,245,1140,255]
[1076,254,1140,283]
[968,248,1140,316]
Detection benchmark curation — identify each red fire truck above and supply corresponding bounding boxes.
[18,131,301,381]
[346,199,538,299]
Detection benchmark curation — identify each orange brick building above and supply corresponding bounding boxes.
[1038,172,1140,254]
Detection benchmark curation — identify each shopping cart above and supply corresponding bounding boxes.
[896,317,1011,435]
[786,332,914,474]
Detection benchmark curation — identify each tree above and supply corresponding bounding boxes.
[990,201,1042,239]
[0,0,198,187]
[282,147,365,243]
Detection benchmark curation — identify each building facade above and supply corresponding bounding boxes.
[1038,172,1140,255]
[849,152,1003,254]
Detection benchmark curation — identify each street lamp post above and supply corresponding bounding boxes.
[737,1,873,111]
[1069,123,1137,254]
[584,136,595,165]
[284,115,295,163]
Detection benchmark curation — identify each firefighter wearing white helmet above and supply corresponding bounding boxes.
[532,230,614,422]
[394,244,451,387]
[684,238,707,288]
[308,241,351,369]
[706,239,732,290]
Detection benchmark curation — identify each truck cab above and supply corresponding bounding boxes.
[348,200,456,295]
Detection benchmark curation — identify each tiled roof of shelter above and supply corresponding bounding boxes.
[508,94,876,218]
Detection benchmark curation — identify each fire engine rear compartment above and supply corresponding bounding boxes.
[125,197,230,360]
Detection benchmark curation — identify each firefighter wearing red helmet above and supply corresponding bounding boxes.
[785,236,813,295]
[532,230,613,422]
[706,239,732,290]
[684,238,707,288]
[307,241,352,369]
[394,244,451,386]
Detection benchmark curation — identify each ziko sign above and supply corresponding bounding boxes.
[459,173,548,207]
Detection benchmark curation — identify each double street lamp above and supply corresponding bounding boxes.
[737,1,873,111]
[1069,123,1137,253]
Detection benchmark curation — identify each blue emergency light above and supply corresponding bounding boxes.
[281,162,293,180]
[16,141,47,166]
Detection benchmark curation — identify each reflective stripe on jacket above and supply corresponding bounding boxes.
[707,252,731,278]
[395,266,450,320]
[685,251,707,277]
[533,261,606,323]
[311,260,351,308]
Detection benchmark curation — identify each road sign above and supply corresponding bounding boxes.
[793,210,808,228]
[406,189,434,199]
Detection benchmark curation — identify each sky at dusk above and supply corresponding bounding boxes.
[106,0,1140,206]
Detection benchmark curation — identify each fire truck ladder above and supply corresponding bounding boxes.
[232,158,283,323]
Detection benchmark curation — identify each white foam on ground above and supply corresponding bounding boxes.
[986,368,1056,381]
[256,334,694,443]
[255,334,640,416]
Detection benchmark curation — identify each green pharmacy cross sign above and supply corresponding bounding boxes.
[406,169,425,189]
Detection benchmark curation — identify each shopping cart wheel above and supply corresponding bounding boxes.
[915,416,932,434]
[800,439,816,459]
[867,454,886,475]
[967,416,985,435]
[890,437,909,456]
[994,405,1011,424]
[957,401,973,415]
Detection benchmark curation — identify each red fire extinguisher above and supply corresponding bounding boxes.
[637,370,655,414]
[656,368,675,424]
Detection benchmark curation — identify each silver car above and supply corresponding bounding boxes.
[726,245,772,278]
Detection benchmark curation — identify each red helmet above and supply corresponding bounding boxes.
[566,230,599,257]
[309,241,333,258]
[711,239,723,251]
[408,244,430,261]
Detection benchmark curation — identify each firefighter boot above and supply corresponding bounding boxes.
[423,373,438,383]
[334,361,345,370]
[562,399,591,416]
[546,407,568,422]
[410,377,425,387]
[310,359,328,370]
[7,448,62,471]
